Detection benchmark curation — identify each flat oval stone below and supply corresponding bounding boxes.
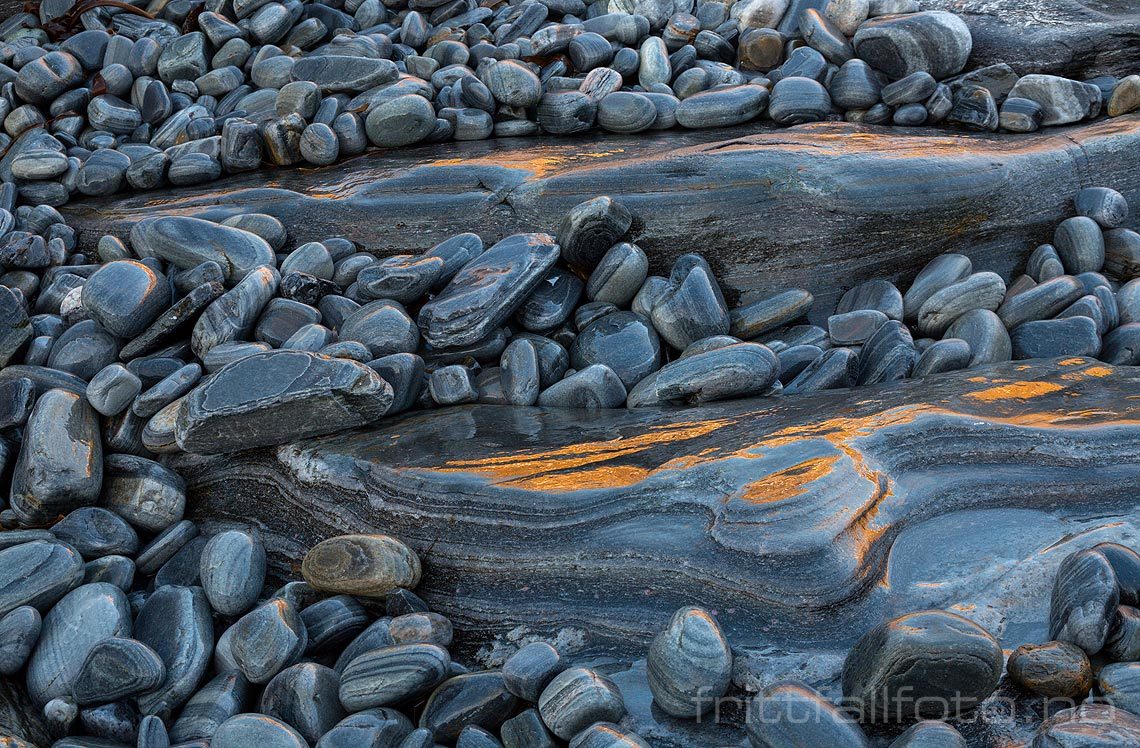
[200,530,266,616]
[301,595,368,655]
[0,541,84,617]
[852,11,971,80]
[500,338,540,407]
[769,76,831,125]
[1007,640,1092,700]
[334,618,395,675]
[916,271,1006,337]
[81,260,170,339]
[339,643,451,710]
[316,708,414,748]
[191,266,281,358]
[175,350,393,455]
[516,268,584,332]
[570,312,662,390]
[889,721,965,748]
[26,582,131,705]
[485,60,543,108]
[302,534,421,598]
[538,667,625,741]
[944,309,1010,366]
[134,584,213,718]
[169,670,252,742]
[647,606,731,718]
[557,197,632,271]
[597,92,658,134]
[628,342,778,407]
[10,389,102,525]
[419,233,560,348]
[585,243,648,307]
[503,642,563,703]
[0,606,40,675]
[419,671,518,743]
[1011,316,1101,359]
[87,365,142,418]
[730,289,814,340]
[747,682,868,748]
[675,85,768,128]
[46,319,121,381]
[229,598,308,685]
[996,275,1085,329]
[260,662,345,744]
[73,636,166,705]
[292,56,398,94]
[212,713,308,748]
[1050,548,1119,655]
[912,338,971,377]
[130,216,275,285]
[365,94,436,148]
[838,279,904,320]
[1031,703,1140,746]
[1076,187,1130,229]
[856,320,917,385]
[829,309,889,346]
[841,609,1003,721]
[1053,217,1107,278]
[52,507,138,559]
[357,255,444,305]
[101,454,185,534]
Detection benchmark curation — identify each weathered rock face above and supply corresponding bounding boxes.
[62,117,1140,320]
[925,0,1140,79]
[181,357,1140,677]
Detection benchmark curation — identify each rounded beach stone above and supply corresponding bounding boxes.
[1011,316,1101,359]
[841,609,1003,721]
[1076,187,1129,229]
[627,342,778,407]
[769,76,831,125]
[1049,547,1119,655]
[0,605,40,676]
[102,453,186,533]
[675,85,769,128]
[0,541,84,618]
[366,95,436,148]
[746,682,868,747]
[1099,662,1140,717]
[485,60,543,108]
[557,197,633,271]
[317,708,414,748]
[200,530,266,616]
[230,597,308,685]
[260,662,345,744]
[944,309,1010,366]
[538,667,626,740]
[852,11,972,80]
[418,671,518,743]
[1007,641,1092,699]
[912,338,971,377]
[1054,216,1106,275]
[503,642,563,703]
[302,534,421,597]
[570,311,662,390]
[339,643,451,710]
[81,260,170,338]
[133,584,213,718]
[537,364,627,409]
[86,364,142,417]
[651,259,730,350]
[915,272,1006,337]
[647,606,732,718]
[73,636,167,705]
[212,713,308,748]
[597,92,658,134]
[51,507,139,559]
[1095,542,1140,607]
[26,582,132,705]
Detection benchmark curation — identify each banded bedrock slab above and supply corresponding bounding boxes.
[63,117,1140,321]
[179,357,1139,744]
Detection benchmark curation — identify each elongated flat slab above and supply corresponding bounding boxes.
[181,357,1140,662]
[64,116,1140,320]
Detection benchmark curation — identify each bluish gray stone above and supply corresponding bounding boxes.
[570,311,662,390]
[134,584,213,718]
[627,342,778,407]
[0,606,40,675]
[229,597,308,685]
[260,662,345,744]
[200,530,266,616]
[73,637,166,705]
[51,507,138,559]
[1011,316,1101,359]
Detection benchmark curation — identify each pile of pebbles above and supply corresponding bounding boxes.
[0,0,1136,207]
[0,522,656,747]
[0,188,1137,465]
